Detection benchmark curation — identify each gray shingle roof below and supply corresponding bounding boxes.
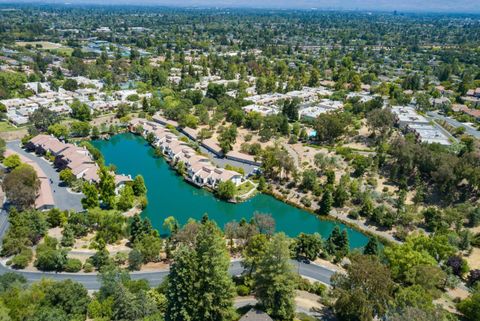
[239,309,273,321]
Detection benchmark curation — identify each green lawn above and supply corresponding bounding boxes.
[236,181,255,196]
[0,121,24,132]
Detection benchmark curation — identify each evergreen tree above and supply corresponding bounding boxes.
[364,237,379,256]
[129,214,143,243]
[319,190,333,215]
[254,233,296,321]
[333,179,349,207]
[165,245,198,321]
[326,226,349,258]
[61,225,75,247]
[359,196,374,218]
[194,220,236,321]
[339,230,350,257]
[165,221,235,321]
[257,176,267,192]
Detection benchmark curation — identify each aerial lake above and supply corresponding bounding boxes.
[93,133,370,249]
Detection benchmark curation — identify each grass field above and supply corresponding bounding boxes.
[16,41,66,50]
[0,121,23,132]
[236,181,256,197]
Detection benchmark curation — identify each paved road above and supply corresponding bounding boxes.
[0,259,334,290]
[198,145,257,175]
[6,141,83,212]
[427,111,480,139]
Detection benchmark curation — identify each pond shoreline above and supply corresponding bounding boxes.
[92,133,371,248]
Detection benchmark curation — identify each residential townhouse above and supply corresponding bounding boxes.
[128,118,244,190]
[27,134,131,188]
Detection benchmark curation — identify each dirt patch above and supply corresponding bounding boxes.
[0,128,28,142]
[313,258,345,274]
[466,247,480,270]
[140,261,169,271]
[295,290,323,310]
[47,227,63,241]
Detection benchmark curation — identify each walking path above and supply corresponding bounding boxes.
[330,209,400,244]
[282,142,300,168]
[6,141,83,212]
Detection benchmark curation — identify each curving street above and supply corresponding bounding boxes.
[0,259,335,290]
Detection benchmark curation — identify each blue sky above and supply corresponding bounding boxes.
[2,0,480,13]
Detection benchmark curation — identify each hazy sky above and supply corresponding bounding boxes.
[2,0,480,13]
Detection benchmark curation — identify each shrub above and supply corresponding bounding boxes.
[348,209,359,219]
[300,197,312,207]
[128,249,143,271]
[11,248,33,269]
[64,258,82,272]
[236,285,250,296]
[296,276,327,296]
[35,248,67,272]
[83,262,94,273]
[467,269,480,287]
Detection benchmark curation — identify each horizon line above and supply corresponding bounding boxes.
[1,1,480,15]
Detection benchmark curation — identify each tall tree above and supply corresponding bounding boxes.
[254,233,296,321]
[332,254,394,321]
[165,247,197,321]
[98,167,116,209]
[194,220,236,321]
[318,190,333,215]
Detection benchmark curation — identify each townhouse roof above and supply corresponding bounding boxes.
[115,174,132,185]
[152,114,179,128]
[464,108,480,118]
[202,138,223,154]
[226,150,257,163]
[182,127,198,139]
[45,140,70,154]
[82,165,100,182]
[185,154,209,166]
[29,134,52,145]
[218,169,241,182]
[70,162,95,176]
[239,309,273,321]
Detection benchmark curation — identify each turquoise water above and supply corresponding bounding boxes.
[93,133,369,248]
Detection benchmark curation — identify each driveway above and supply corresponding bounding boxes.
[199,145,257,175]
[427,111,480,139]
[6,141,83,212]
